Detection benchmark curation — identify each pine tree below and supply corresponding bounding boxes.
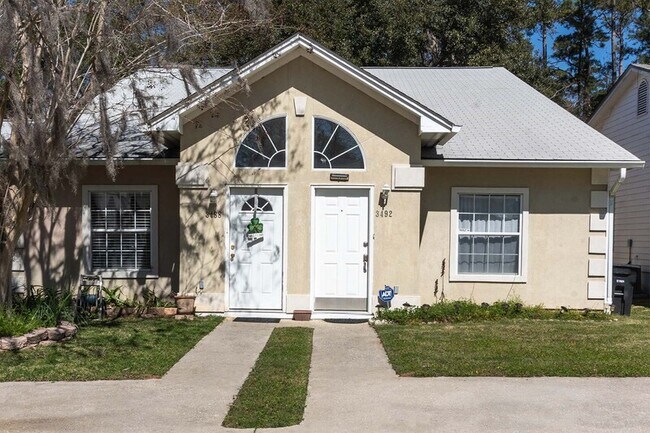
[633,2,650,62]
[530,0,562,67]
[554,0,608,118]
[597,0,637,83]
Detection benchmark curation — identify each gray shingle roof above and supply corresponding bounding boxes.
[367,67,639,162]
[70,65,640,163]
[71,68,229,159]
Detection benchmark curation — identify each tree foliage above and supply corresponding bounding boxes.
[0,0,266,306]
[1,0,649,307]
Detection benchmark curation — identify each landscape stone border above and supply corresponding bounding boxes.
[0,321,78,351]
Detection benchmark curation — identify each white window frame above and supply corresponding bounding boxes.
[449,187,529,283]
[82,185,159,279]
[311,116,366,171]
[234,115,288,170]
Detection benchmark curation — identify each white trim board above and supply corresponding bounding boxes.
[420,159,644,169]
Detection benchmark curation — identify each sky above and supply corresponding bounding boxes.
[530,24,641,75]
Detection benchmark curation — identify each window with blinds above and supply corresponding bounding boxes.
[90,191,152,270]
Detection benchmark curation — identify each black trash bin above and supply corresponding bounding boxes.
[612,266,637,316]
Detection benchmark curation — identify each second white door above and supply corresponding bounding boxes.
[314,188,370,310]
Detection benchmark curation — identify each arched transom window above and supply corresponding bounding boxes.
[235,117,286,168]
[313,118,365,169]
[241,196,272,213]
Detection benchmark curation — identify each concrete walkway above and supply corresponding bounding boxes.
[1,319,649,432]
[0,320,274,433]
[273,322,650,433]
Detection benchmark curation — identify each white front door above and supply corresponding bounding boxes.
[313,188,370,311]
[229,187,283,310]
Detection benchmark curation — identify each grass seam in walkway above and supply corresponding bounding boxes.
[222,326,313,429]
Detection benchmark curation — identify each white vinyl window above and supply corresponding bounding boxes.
[83,186,158,277]
[450,188,528,283]
[235,116,287,168]
[313,117,365,169]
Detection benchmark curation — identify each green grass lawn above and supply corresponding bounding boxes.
[375,306,650,377]
[0,317,222,381]
[222,327,313,429]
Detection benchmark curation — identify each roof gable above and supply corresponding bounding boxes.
[149,34,460,146]
[590,64,650,128]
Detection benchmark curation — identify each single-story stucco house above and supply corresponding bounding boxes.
[10,34,645,318]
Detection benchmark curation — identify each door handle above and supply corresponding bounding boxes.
[230,253,235,262]
[363,254,368,273]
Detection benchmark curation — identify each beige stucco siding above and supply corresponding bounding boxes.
[419,167,602,309]
[18,56,603,311]
[179,57,422,310]
[21,165,179,299]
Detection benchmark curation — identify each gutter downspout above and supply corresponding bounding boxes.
[605,168,627,309]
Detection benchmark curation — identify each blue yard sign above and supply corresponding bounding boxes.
[378,285,395,303]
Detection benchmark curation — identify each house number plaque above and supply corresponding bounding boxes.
[376,209,393,218]
[329,173,349,182]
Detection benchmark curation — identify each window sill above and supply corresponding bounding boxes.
[450,274,527,283]
[91,270,159,280]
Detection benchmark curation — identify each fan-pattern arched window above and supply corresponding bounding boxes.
[313,118,365,169]
[241,196,272,212]
[235,117,286,168]
[638,80,648,116]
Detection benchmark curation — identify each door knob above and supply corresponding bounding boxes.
[230,253,235,262]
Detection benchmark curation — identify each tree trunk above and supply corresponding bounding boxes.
[541,24,548,67]
[0,243,14,310]
[611,8,617,83]
[0,185,35,309]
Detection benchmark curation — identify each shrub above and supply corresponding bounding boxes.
[0,286,75,337]
[374,299,609,325]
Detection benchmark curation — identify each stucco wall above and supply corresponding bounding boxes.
[21,165,179,299]
[179,56,423,311]
[419,167,602,309]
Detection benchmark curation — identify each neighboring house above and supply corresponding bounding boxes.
[590,64,650,294]
[10,34,643,317]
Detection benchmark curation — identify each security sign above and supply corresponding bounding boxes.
[378,285,395,303]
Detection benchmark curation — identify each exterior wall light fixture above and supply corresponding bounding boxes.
[379,184,390,208]
[209,189,218,205]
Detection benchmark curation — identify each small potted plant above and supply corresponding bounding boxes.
[175,292,196,316]
[144,289,178,317]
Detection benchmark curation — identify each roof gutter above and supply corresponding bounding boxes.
[420,159,645,169]
[609,167,627,196]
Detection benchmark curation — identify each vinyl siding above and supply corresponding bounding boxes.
[597,72,650,276]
